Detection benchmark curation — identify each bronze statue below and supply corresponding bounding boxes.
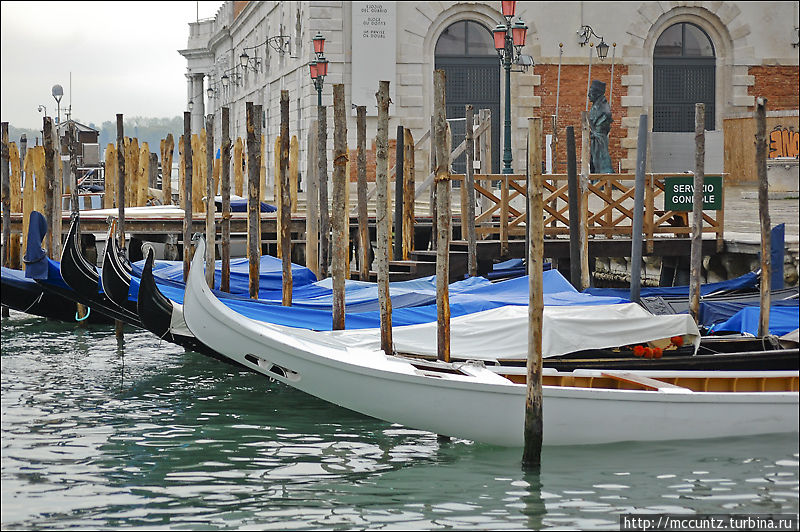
[588,79,613,174]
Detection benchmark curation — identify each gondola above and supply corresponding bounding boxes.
[161,236,793,372]
[57,215,142,328]
[1,265,113,324]
[100,220,134,310]
[181,238,799,447]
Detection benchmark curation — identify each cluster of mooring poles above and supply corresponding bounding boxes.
[0,70,779,469]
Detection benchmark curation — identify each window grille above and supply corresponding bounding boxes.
[653,23,716,132]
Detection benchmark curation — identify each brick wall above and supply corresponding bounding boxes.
[534,63,628,173]
[233,1,249,20]
[748,66,800,111]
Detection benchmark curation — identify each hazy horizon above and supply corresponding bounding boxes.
[0,1,223,130]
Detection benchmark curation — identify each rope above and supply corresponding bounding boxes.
[22,291,44,313]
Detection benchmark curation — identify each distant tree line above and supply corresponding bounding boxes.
[7,116,183,158]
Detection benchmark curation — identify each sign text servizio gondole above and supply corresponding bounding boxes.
[664,175,723,211]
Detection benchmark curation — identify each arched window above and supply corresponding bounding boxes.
[653,22,715,131]
[435,21,500,174]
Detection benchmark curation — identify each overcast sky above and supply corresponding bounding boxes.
[1,1,224,129]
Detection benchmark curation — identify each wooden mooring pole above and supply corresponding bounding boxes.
[220,107,231,292]
[331,84,348,329]
[522,117,544,469]
[465,105,477,277]
[161,134,174,205]
[306,119,320,280]
[205,114,215,289]
[402,127,415,261]
[376,80,393,354]
[433,70,450,363]
[2,122,9,270]
[566,126,581,289]
[182,112,192,282]
[246,102,261,300]
[429,116,437,251]
[579,111,590,290]
[356,106,369,281]
[629,114,648,303]
[279,94,291,306]
[12,135,25,269]
[318,105,330,279]
[116,114,126,340]
[755,97,771,337]
[1,123,9,318]
[9,138,21,269]
[42,117,55,258]
[689,104,705,322]
[68,123,88,321]
[394,125,404,261]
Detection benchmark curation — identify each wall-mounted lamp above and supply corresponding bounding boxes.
[188,100,194,111]
[239,49,262,72]
[577,24,610,60]
[266,34,291,55]
[220,66,241,88]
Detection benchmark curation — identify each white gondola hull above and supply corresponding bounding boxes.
[183,240,799,447]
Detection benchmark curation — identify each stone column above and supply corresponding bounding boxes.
[186,73,193,111]
[192,74,206,134]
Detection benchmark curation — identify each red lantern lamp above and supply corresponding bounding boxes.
[316,58,328,77]
[512,19,528,47]
[309,60,318,80]
[493,24,507,51]
[501,1,516,19]
[313,33,325,55]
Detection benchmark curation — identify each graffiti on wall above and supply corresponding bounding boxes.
[769,126,799,158]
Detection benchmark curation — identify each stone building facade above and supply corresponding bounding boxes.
[180,1,799,191]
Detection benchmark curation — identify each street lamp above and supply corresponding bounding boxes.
[38,104,47,117]
[188,100,194,112]
[493,1,528,174]
[52,84,63,125]
[309,32,327,107]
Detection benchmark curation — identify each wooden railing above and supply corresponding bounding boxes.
[451,172,726,253]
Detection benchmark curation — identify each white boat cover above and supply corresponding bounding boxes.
[287,303,700,361]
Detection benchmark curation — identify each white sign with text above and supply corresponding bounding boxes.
[351,2,396,115]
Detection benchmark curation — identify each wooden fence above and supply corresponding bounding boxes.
[451,172,726,254]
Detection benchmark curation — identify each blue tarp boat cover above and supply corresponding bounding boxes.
[700,298,798,329]
[130,253,317,295]
[708,305,799,336]
[213,195,276,213]
[2,266,37,288]
[128,255,629,330]
[23,211,49,280]
[583,272,759,299]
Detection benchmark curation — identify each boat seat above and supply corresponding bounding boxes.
[600,371,691,392]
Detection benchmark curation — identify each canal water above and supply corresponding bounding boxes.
[2,310,798,530]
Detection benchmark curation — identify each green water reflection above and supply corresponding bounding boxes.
[2,311,798,529]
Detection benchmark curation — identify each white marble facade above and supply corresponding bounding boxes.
[180,1,799,188]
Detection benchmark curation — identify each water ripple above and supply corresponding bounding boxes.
[2,310,798,529]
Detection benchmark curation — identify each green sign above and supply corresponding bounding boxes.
[664,176,723,211]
